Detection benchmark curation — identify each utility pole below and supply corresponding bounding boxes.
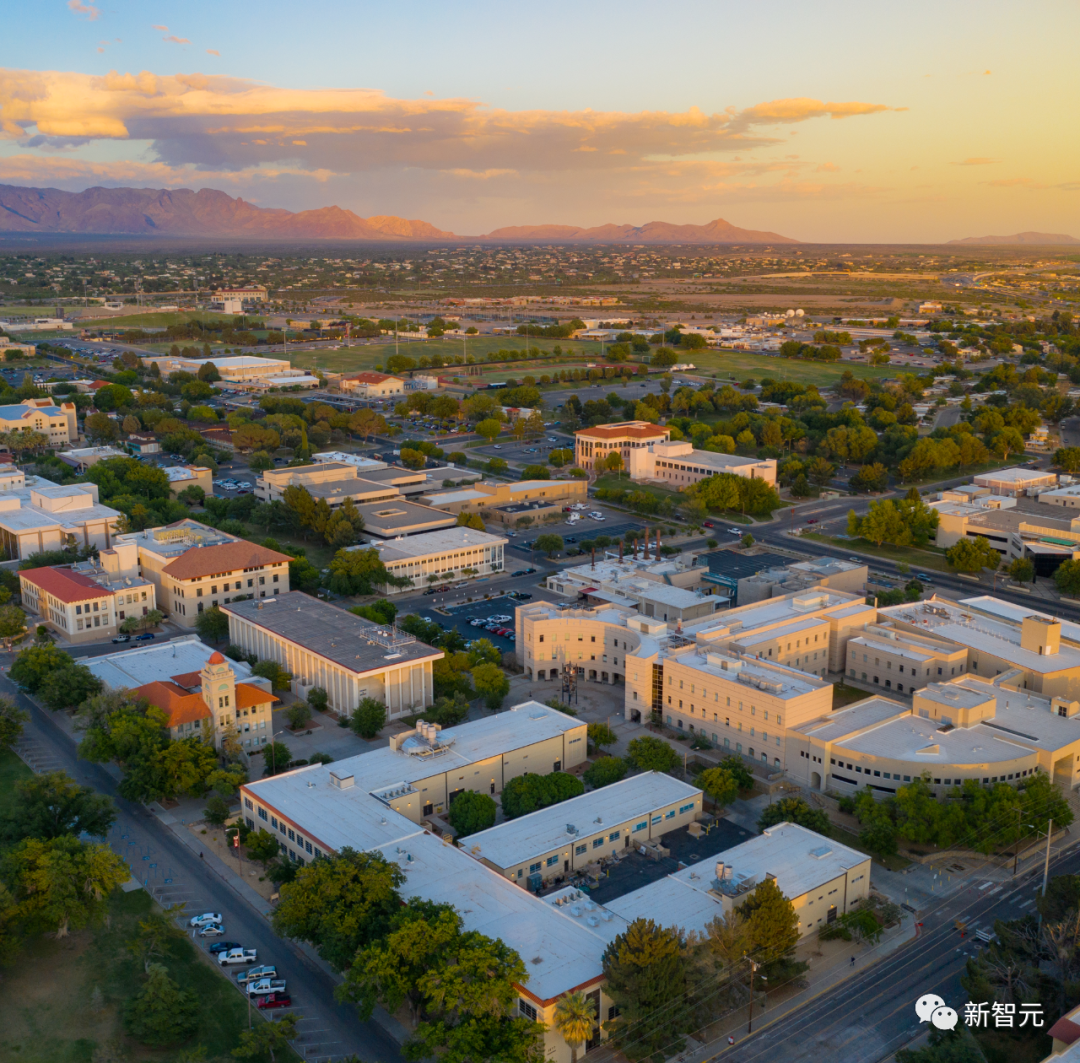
[1043,817,1053,895]
[747,959,761,1033]
[1012,806,1023,875]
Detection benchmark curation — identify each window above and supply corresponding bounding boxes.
[609,831,621,842]
[258,807,267,821]
[519,1000,538,1022]
[651,814,662,825]
[575,844,587,855]
[270,816,278,829]
[546,855,559,867]
[244,797,253,810]
[679,802,695,814]
[529,862,542,873]
[633,820,647,832]
[592,837,604,849]
[665,809,676,819]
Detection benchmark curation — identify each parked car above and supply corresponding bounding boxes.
[805,518,818,525]
[111,634,131,644]
[508,592,532,601]
[916,573,934,582]
[423,588,436,595]
[247,978,287,997]
[510,570,529,577]
[189,912,223,929]
[218,947,257,966]
[703,521,714,529]
[208,940,242,954]
[134,633,155,641]
[257,992,293,1010]
[236,965,277,985]
[199,924,226,938]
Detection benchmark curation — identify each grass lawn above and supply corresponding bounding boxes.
[593,473,679,500]
[78,310,243,330]
[681,350,898,387]
[0,887,281,1063]
[829,824,911,872]
[802,532,953,573]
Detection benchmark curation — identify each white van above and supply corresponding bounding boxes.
[568,513,581,524]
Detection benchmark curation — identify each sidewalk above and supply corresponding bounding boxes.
[674,912,916,1063]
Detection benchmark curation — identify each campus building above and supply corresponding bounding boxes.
[254,461,402,507]
[0,468,123,561]
[626,438,778,489]
[425,478,588,522]
[81,636,274,753]
[465,773,702,886]
[365,526,507,594]
[351,499,458,538]
[163,465,214,498]
[337,371,407,398]
[789,677,1080,797]
[0,398,78,446]
[18,541,157,643]
[117,520,291,627]
[57,446,127,473]
[974,466,1058,497]
[140,354,291,381]
[222,592,444,717]
[573,421,670,473]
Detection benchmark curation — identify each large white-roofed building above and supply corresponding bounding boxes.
[365,526,506,593]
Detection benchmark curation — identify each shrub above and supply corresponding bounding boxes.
[583,757,628,789]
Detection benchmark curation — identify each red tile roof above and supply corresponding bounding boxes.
[135,681,210,728]
[170,671,202,689]
[236,683,278,710]
[1050,1017,1080,1046]
[161,541,291,582]
[344,371,401,385]
[575,422,669,441]
[20,566,111,604]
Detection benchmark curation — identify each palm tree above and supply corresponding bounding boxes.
[554,990,596,1063]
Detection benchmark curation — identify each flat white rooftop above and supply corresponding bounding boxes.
[367,526,507,562]
[463,773,700,869]
[80,634,255,689]
[975,467,1057,484]
[313,452,389,471]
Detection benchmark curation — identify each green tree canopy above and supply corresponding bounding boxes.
[124,962,201,1047]
[501,772,585,819]
[625,736,680,774]
[448,791,497,837]
[1,770,116,842]
[583,756,628,789]
[757,796,831,835]
[946,535,1000,573]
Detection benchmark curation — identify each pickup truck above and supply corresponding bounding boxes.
[236,965,277,985]
[218,948,257,966]
[247,978,287,997]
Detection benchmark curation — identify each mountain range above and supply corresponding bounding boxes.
[0,183,796,244]
[948,231,1080,246]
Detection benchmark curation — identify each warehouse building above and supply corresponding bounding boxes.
[222,592,444,717]
[464,772,702,886]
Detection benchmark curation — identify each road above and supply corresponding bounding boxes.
[9,667,402,1063]
[712,854,1069,1063]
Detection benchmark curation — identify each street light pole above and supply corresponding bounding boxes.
[1043,817,1053,896]
[747,958,761,1033]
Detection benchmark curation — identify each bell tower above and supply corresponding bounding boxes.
[201,651,237,728]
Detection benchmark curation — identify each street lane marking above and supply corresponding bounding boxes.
[978,881,993,890]
[987,886,1003,895]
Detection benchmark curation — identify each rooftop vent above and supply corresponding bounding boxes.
[329,771,355,789]
[809,845,833,859]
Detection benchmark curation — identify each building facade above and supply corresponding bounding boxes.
[0,398,78,446]
[366,526,507,593]
[573,421,670,473]
[627,439,778,488]
[338,371,406,398]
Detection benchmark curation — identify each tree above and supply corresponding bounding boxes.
[1055,447,1080,473]
[231,1014,298,1062]
[757,796,831,835]
[583,756,628,789]
[739,876,800,970]
[400,447,426,470]
[720,755,755,791]
[1,770,116,842]
[10,642,72,692]
[475,418,503,444]
[245,828,284,869]
[625,736,680,773]
[337,900,462,1023]
[287,701,313,731]
[554,991,597,1063]
[203,794,230,829]
[271,848,405,972]
[4,834,129,938]
[195,605,229,643]
[697,766,739,810]
[85,412,120,443]
[448,790,497,837]
[1007,557,1035,583]
[946,535,1000,574]
[0,698,28,753]
[0,604,26,641]
[471,661,510,711]
[587,722,618,751]
[849,463,889,493]
[351,697,387,739]
[422,692,472,728]
[534,533,564,558]
[38,664,103,711]
[603,918,691,1059]
[604,450,624,476]
[307,686,329,713]
[262,741,292,776]
[501,772,585,818]
[251,660,293,691]
[1056,559,1080,598]
[456,511,486,531]
[124,962,201,1047]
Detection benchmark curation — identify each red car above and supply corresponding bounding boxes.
[703,521,714,528]
[805,518,818,525]
[257,993,292,1010]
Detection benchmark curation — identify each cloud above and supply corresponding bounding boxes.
[207,49,220,57]
[152,24,168,32]
[985,177,1080,192]
[67,0,99,20]
[954,157,998,166]
[0,68,894,179]
[163,36,190,45]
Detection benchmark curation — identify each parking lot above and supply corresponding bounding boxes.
[413,595,527,655]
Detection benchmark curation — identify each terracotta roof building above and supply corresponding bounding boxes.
[574,421,670,473]
[134,650,277,751]
[118,520,291,630]
[19,540,157,643]
[338,371,406,398]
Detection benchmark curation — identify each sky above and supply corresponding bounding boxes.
[1,0,1077,242]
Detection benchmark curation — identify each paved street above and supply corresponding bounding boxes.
[8,670,403,1063]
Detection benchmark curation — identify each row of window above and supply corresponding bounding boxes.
[827,755,1038,785]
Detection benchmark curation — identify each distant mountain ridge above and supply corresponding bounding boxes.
[948,231,1080,246]
[0,184,452,240]
[481,218,798,244]
[0,183,798,243]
